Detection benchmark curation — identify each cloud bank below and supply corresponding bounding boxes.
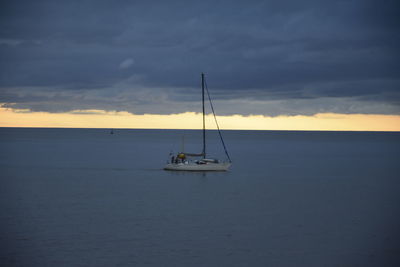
[0,0,399,116]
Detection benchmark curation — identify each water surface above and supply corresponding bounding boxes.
[1,128,399,266]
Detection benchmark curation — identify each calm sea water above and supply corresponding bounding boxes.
[0,128,399,267]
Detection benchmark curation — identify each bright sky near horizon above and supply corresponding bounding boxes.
[1,107,399,131]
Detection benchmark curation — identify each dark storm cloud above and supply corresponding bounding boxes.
[0,0,399,115]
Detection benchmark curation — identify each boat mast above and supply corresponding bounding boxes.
[201,73,206,159]
[181,134,185,153]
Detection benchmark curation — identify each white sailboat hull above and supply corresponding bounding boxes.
[164,162,231,171]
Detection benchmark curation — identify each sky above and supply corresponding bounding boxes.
[0,0,399,130]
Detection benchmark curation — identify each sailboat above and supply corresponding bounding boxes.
[164,73,232,171]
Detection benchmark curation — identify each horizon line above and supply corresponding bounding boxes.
[1,126,399,133]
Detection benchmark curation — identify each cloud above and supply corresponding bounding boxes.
[2,77,399,117]
[119,58,135,69]
[0,0,399,116]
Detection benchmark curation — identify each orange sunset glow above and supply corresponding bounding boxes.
[1,107,399,132]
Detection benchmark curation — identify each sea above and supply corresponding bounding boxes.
[0,128,399,267]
